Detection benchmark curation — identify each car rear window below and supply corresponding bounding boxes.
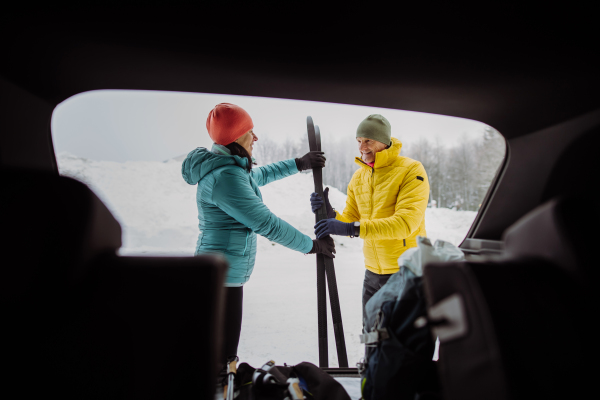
[51,89,505,368]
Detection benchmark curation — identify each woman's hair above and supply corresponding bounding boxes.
[225,142,253,172]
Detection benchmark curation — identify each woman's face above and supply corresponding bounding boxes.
[235,129,258,157]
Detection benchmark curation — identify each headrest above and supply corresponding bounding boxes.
[2,168,122,298]
[502,195,597,286]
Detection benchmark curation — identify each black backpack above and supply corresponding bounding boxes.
[360,276,440,400]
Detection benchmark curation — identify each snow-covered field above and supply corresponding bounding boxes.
[57,152,477,373]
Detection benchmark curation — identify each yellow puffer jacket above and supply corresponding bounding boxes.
[336,137,429,274]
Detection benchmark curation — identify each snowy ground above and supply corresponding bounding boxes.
[58,152,477,397]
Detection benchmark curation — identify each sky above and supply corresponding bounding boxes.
[51,90,491,162]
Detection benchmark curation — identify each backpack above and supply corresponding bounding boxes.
[360,274,440,400]
[229,361,351,400]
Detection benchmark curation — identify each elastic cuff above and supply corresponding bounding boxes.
[346,222,355,237]
[307,240,316,254]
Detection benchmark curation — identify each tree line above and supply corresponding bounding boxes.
[253,126,505,211]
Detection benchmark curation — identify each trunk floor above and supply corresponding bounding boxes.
[215,376,362,399]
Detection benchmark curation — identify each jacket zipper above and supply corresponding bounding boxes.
[370,166,383,274]
[357,159,384,274]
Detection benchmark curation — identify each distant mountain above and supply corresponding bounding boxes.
[166,153,188,163]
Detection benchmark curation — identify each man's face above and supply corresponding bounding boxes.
[357,137,388,164]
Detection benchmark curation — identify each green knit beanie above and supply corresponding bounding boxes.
[356,114,391,146]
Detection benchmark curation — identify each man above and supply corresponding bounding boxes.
[310,114,429,326]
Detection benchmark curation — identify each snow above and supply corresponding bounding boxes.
[57,152,477,397]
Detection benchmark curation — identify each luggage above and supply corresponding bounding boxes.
[360,271,440,400]
[359,237,461,400]
[227,360,351,400]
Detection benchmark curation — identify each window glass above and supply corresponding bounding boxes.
[52,90,505,368]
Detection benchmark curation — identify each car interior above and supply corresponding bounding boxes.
[2,3,597,399]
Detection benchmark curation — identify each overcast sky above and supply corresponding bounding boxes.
[51,90,491,162]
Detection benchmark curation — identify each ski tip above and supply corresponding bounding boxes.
[307,115,313,124]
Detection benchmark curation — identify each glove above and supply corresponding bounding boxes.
[307,236,336,258]
[295,151,326,171]
[310,188,336,218]
[310,192,323,213]
[314,218,354,239]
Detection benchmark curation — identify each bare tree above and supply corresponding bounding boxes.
[322,135,359,193]
[403,127,505,211]
[254,126,504,210]
[253,137,283,166]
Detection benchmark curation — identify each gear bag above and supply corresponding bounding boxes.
[230,361,351,400]
[360,274,440,400]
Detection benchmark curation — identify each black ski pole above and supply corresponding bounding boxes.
[307,116,349,368]
[224,355,238,400]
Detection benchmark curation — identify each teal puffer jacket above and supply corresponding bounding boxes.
[182,146,313,286]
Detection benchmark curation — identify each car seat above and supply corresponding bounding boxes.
[2,168,227,399]
[422,195,596,400]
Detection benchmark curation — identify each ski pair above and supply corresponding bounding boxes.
[306,116,349,368]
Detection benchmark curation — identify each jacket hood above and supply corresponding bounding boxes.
[181,146,248,185]
[355,137,403,169]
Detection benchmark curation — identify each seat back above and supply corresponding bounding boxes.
[503,195,598,286]
[423,195,595,400]
[2,169,227,399]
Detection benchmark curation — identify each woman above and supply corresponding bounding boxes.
[181,103,335,370]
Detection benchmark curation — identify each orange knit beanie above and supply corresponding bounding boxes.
[206,103,254,145]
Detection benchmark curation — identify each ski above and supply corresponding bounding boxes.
[307,116,349,368]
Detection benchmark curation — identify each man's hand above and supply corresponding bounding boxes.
[307,236,336,258]
[295,151,326,171]
[314,218,354,239]
[310,192,324,213]
[310,188,336,218]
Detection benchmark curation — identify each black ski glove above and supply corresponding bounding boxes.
[295,151,326,171]
[314,218,354,239]
[307,236,336,258]
[310,187,336,218]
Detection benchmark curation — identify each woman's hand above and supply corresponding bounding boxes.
[295,151,326,171]
[308,236,336,258]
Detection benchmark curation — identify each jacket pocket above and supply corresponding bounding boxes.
[242,229,250,256]
[221,228,252,257]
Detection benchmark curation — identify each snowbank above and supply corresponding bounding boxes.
[57,152,477,369]
[58,152,199,254]
[425,207,477,246]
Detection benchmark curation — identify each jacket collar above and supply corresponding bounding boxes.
[212,143,232,156]
[212,143,257,165]
[355,137,403,169]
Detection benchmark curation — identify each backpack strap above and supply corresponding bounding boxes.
[359,309,390,344]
